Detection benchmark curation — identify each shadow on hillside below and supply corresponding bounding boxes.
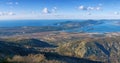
[16,38,57,48]
[40,52,104,63]
[0,40,104,63]
[95,42,110,57]
[0,39,56,56]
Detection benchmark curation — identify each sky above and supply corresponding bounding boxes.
[0,0,120,19]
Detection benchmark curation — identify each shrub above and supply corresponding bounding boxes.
[7,54,45,63]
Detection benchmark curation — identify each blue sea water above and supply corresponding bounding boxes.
[0,19,120,33]
[0,20,66,27]
[87,22,120,33]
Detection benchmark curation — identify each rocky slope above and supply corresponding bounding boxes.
[0,38,103,63]
[57,37,120,63]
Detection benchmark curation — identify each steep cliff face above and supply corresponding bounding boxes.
[57,37,120,63]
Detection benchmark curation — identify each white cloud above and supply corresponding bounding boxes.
[52,7,57,13]
[0,12,7,16]
[42,8,50,14]
[8,12,15,15]
[0,12,15,16]
[114,12,119,15]
[42,7,57,14]
[78,6,86,10]
[0,12,4,16]
[7,1,19,5]
[87,7,94,10]
[78,5,102,11]
[96,7,101,10]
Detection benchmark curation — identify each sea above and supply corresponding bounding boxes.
[0,19,120,33]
